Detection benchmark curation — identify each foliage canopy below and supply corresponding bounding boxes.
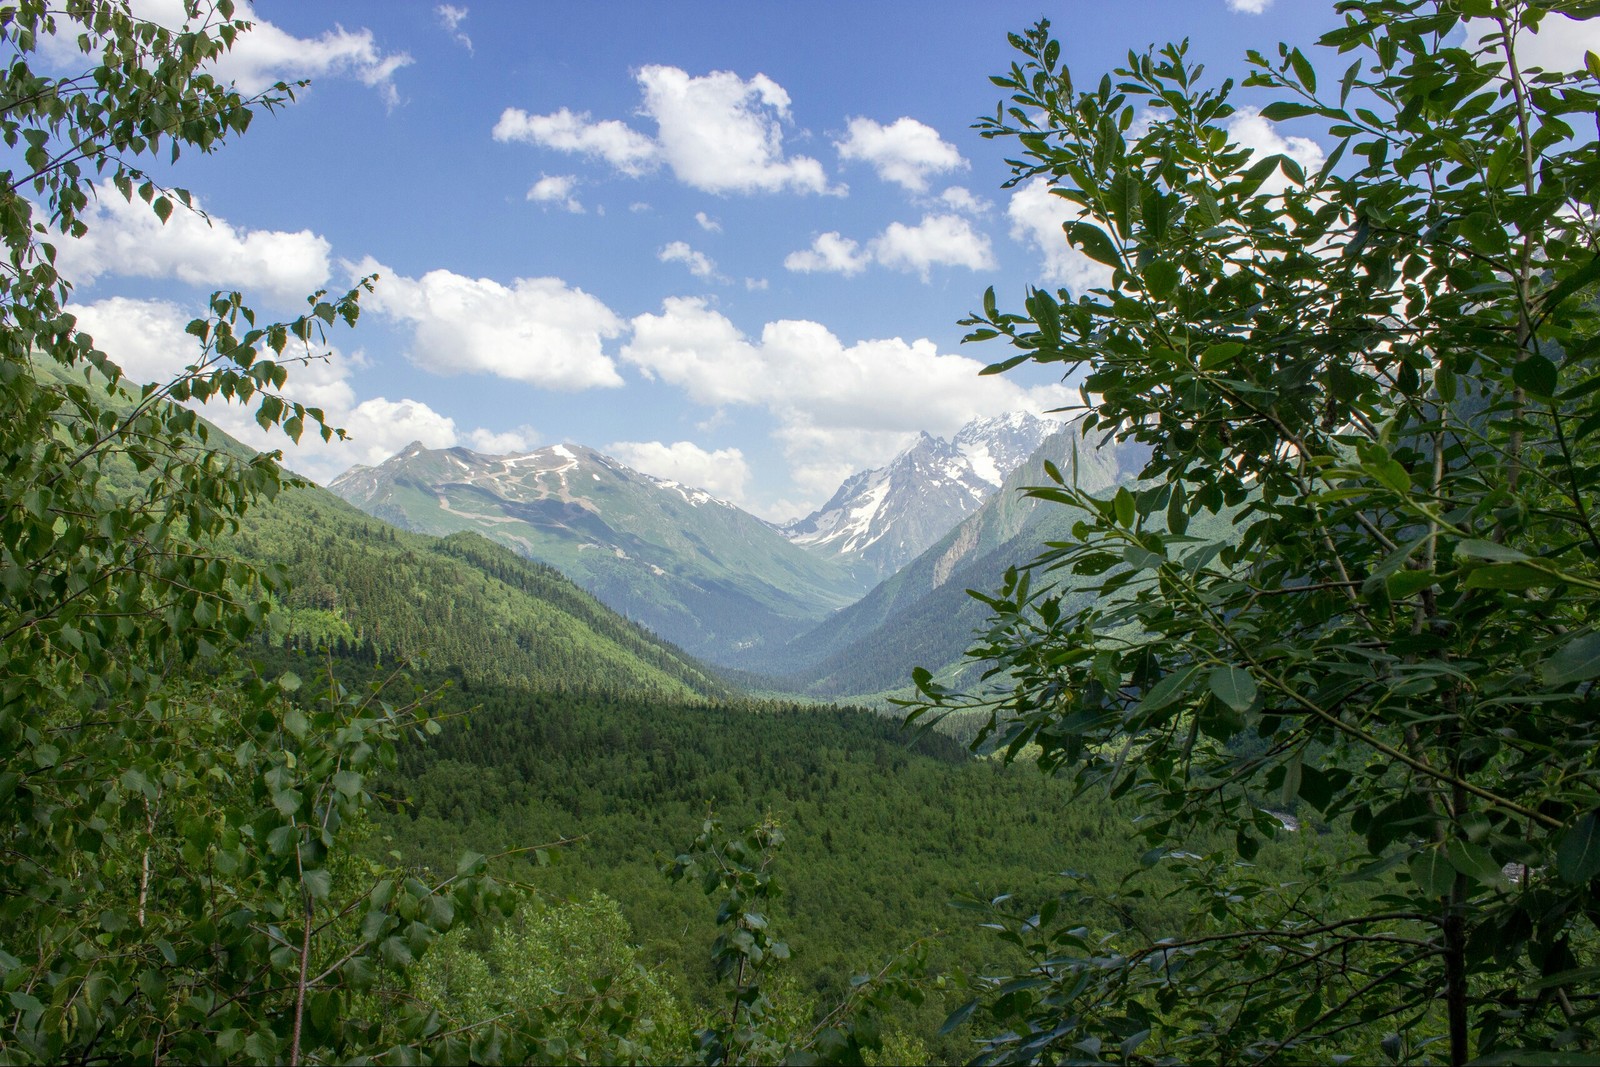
[911,1,1600,1062]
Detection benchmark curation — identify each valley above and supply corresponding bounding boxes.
[325,408,1109,699]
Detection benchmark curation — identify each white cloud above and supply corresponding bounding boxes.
[1224,106,1326,193]
[659,241,718,279]
[870,213,995,278]
[497,66,838,196]
[469,425,540,453]
[1227,0,1273,12]
[936,186,989,215]
[1007,177,1115,293]
[355,259,626,390]
[67,295,455,483]
[337,399,459,468]
[493,106,660,176]
[605,440,752,504]
[744,277,769,291]
[1464,14,1600,74]
[695,211,722,233]
[436,4,472,52]
[622,297,1076,508]
[638,65,835,195]
[835,117,965,193]
[75,1,414,106]
[784,232,871,276]
[52,186,331,304]
[526,173,584,212]
[786,214,994,280]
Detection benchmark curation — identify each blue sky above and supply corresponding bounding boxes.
[36,1,1427,518]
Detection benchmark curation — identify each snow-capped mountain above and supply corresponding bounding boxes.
[782,410,1063,580]
[328,441,869,665]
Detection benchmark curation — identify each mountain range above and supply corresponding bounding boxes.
[779,411,1062,581]
[326,411,1125,686]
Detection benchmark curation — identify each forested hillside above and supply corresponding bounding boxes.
[235,485,730,700]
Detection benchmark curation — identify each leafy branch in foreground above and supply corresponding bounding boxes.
[910,2,1600,1063]
[0,4,544,1062]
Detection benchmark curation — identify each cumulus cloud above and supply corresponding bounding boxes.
[784,232,871,276]
[493,106,660,175]
[605,440,752,504]
[835,117,965,193]
[67,296,456,483]
[622,297,1076,506]
[526,173,584,212]
[695,211,722,233]
[936,186,989,215]
[496,65,837,196]
[1464,13,1600,74]
[469,425,540,454]
[1007,178,1115,293]
[436,4,472,52]
[52,186,331,304]
[1227,0,1273,12]
[355,260,626,390]
[659,241,718,279]
[870,214,995,278]
[785,214,994,280]
[49,0,414,106]
[1224,106,1326,193]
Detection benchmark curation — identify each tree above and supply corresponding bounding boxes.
[0,4,527,1062]
[910,2,1600,1062]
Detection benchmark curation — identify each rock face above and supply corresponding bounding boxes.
[782,411,1062,580]
[329,442,869,666]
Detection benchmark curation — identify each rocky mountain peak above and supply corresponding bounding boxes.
[782,410,1062,580]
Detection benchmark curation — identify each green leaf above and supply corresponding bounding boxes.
[1199,341,1243,370]
[1410,848,1455,898]
[1143,260,1179,299]
[1386,569,1437,599]
[1113,486,1135,527]
[1258,100,1316,121]
[1289,48,1316,94]
[1454,540,1530,563]
[1512,354,1558,398]
[1586,49,1600,81]
[1064,221,1120,267]
[1445,839,1505,887]
[1208,666,1257,713]
[332,769,363,798]
[1556,812,1600,885]
[1135,665,1199,717]
[1545,632,1600,686]
[1462,563,1551,590]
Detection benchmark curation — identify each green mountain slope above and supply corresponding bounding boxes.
[231,485,731,700]
[734,427,1144,700]
[328,442,870,666]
